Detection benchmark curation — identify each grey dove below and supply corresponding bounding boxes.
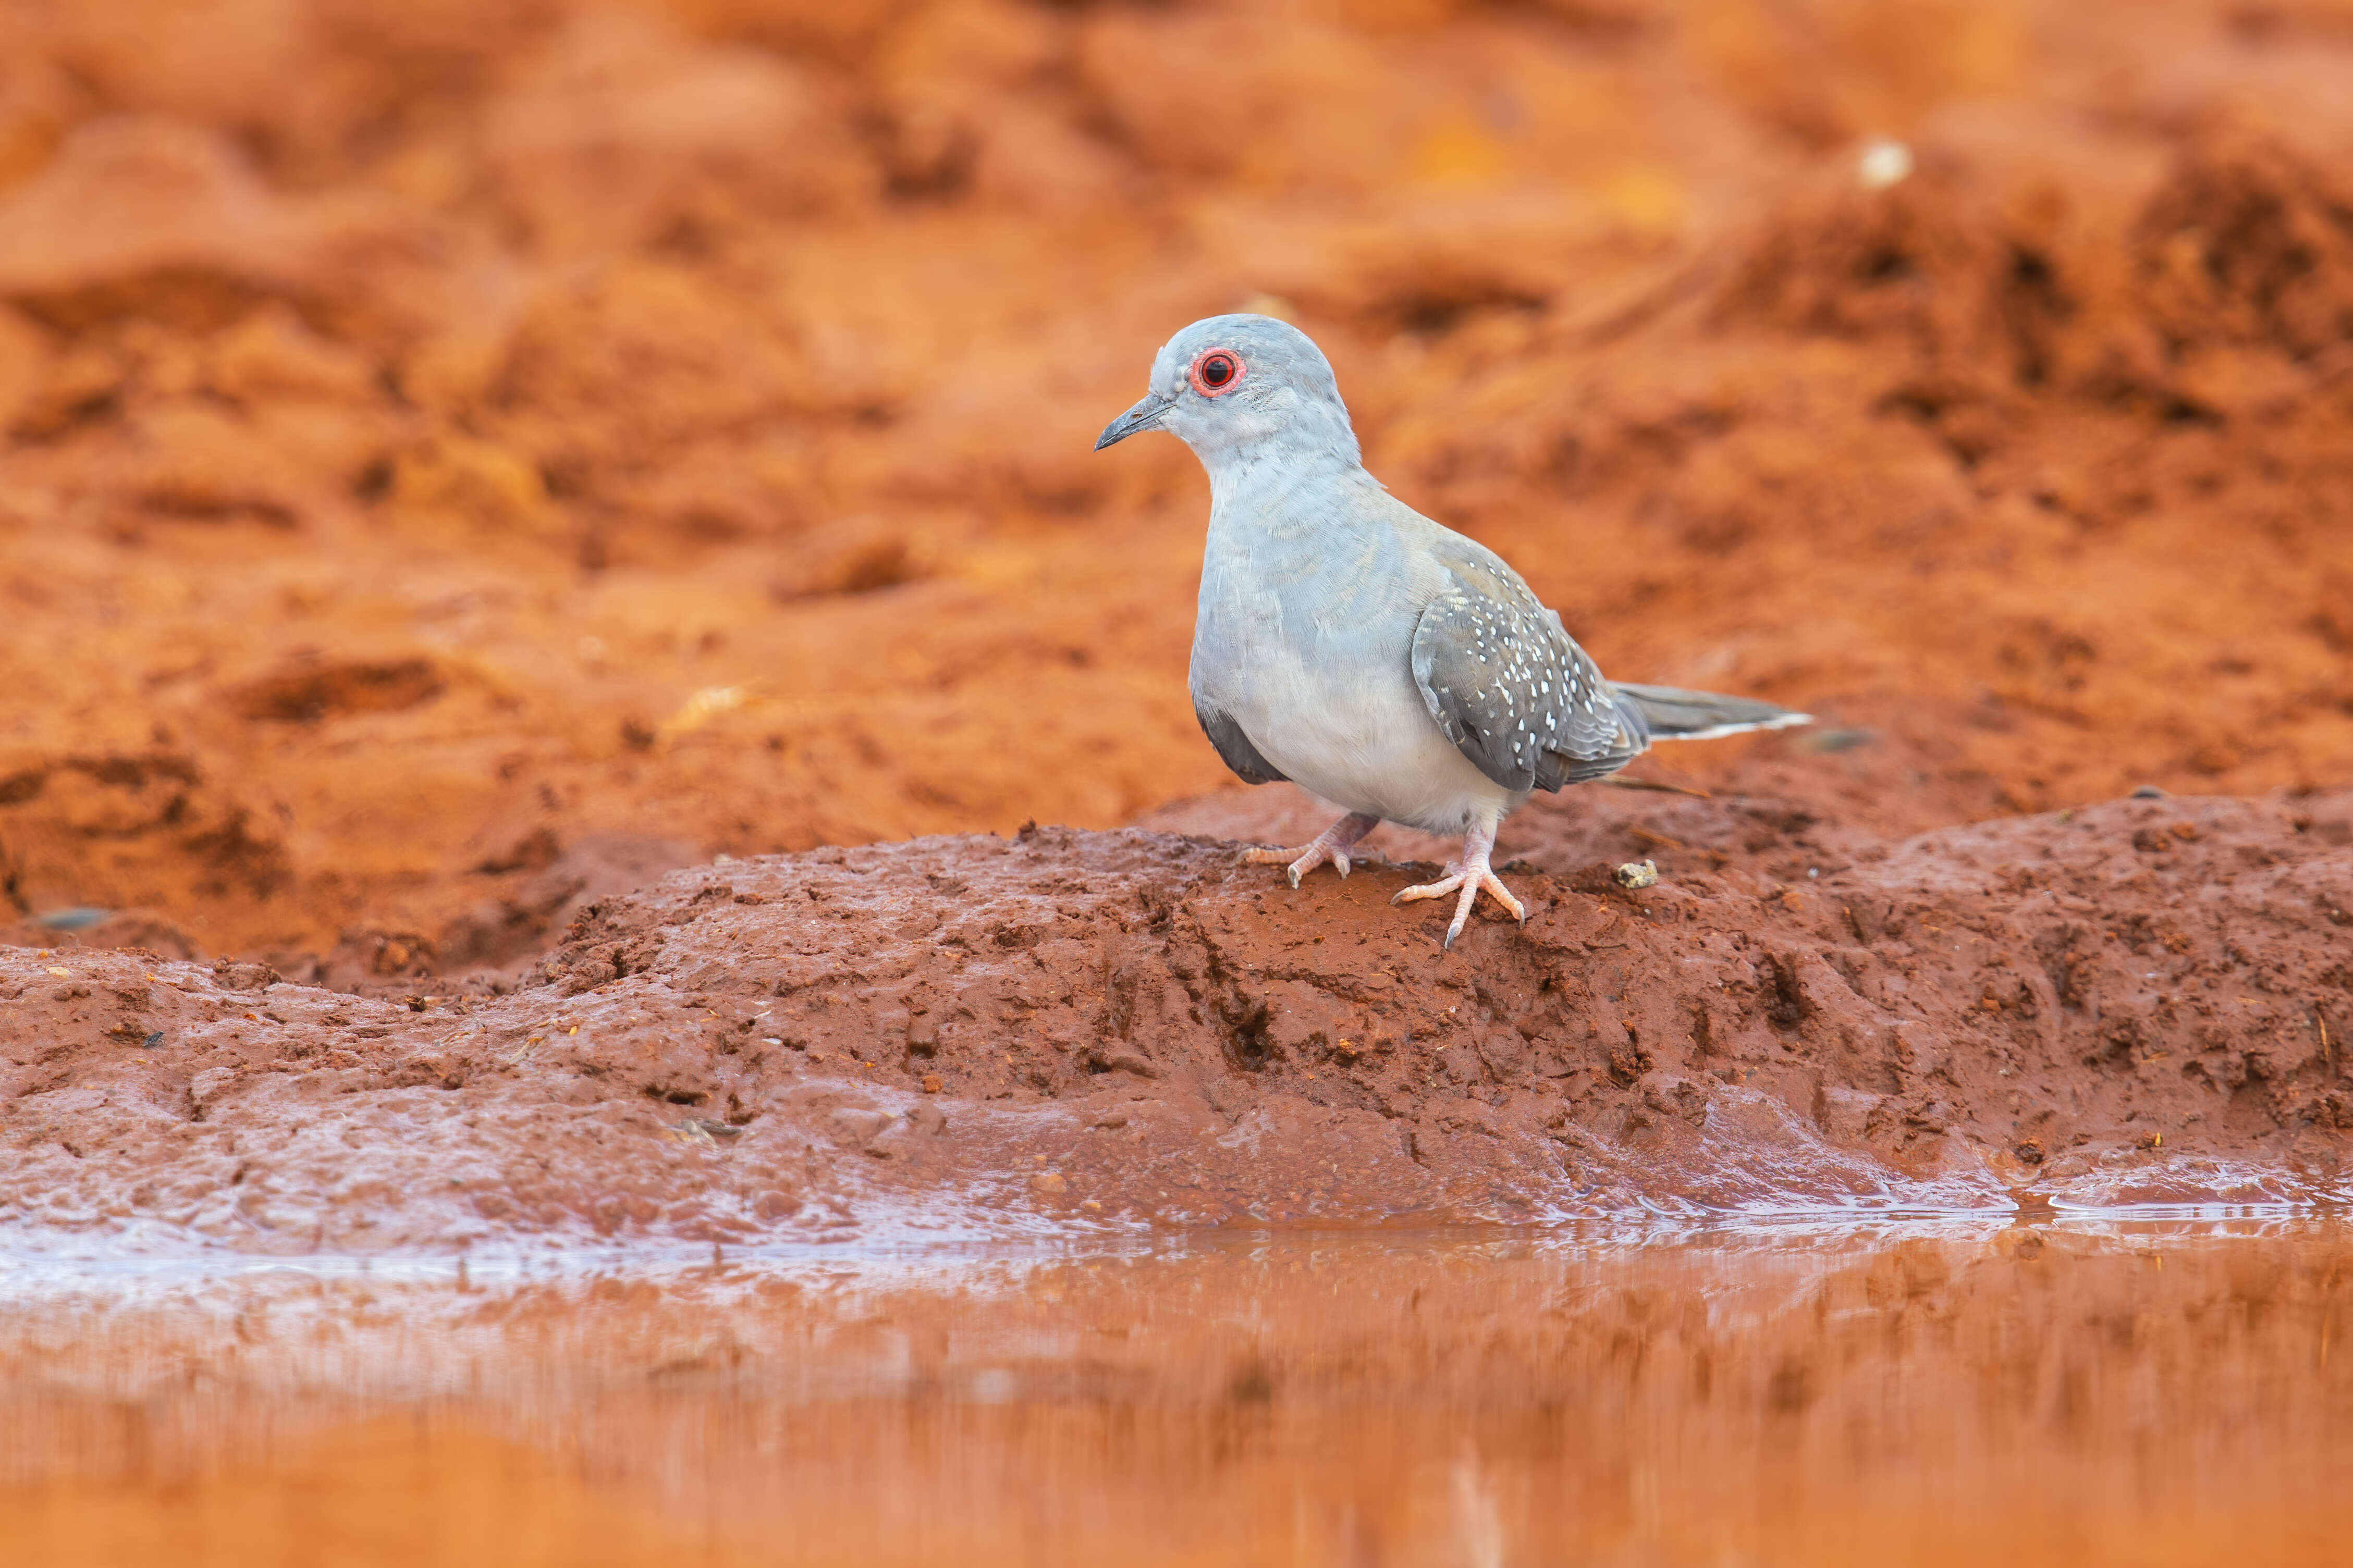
[1095,314,1808,947]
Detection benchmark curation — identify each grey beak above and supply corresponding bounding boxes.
[1094,392,1172,451]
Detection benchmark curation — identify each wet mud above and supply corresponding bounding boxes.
[4,1223,2349,1566]
[5,786,2349,1252]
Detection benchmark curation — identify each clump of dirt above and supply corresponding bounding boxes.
[4,787,2346,1252]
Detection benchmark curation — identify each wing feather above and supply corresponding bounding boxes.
[1408,548,1647,792]
[1194,702,1289,786]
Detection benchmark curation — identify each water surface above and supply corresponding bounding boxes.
[4,1219,2347,1566]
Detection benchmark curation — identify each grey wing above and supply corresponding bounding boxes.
[1408,557,1648,793]
[1193,703,1289,786]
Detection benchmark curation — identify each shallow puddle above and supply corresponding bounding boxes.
[2,1218,2347,1566]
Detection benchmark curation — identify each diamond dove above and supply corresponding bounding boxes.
[1096,314,1808,946]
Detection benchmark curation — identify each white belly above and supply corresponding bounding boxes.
[1187,491,1523,837]
[1205,640,1520,836]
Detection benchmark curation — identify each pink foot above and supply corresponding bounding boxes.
[1392,820,1525,948]
[1241,812,1380,888]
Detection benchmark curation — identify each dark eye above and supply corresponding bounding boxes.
[1188,348,1244,397]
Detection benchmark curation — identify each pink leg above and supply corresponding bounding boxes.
[1241,812,1381,888]
[1391,819,1525,948]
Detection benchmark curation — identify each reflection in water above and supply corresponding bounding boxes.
[2,1221,2348,1566]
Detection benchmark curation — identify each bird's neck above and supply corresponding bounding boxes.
[1202,441,1378,539]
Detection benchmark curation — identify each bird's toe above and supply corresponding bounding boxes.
[1480,872,1527,924]
[1391,870,1466,907]
[1442,882,1481,947]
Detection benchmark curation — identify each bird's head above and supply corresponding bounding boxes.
[1094,314,1360,468]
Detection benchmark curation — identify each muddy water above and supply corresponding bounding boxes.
[3,1221,2347,1567]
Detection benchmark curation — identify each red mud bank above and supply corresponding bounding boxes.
[4,786,2348,1253]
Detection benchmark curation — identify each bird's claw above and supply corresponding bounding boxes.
[1393,839,1524,947]
[1241,842,1350,887]
[1239,813,1379,890]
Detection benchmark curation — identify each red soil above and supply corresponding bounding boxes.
[4,785,2347,1250]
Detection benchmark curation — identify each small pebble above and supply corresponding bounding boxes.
[1856,137,1914,190]
[1614,860,1659,890]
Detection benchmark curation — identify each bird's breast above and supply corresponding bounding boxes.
[1188,525,1508,832]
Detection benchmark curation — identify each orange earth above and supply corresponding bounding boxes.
[3,0,2350,964]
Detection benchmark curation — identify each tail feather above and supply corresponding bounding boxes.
[1611,682,1810,743]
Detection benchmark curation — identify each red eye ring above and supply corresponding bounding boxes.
[1188,347,1245,398]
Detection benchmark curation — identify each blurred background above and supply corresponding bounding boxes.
[1,0,2349,972]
